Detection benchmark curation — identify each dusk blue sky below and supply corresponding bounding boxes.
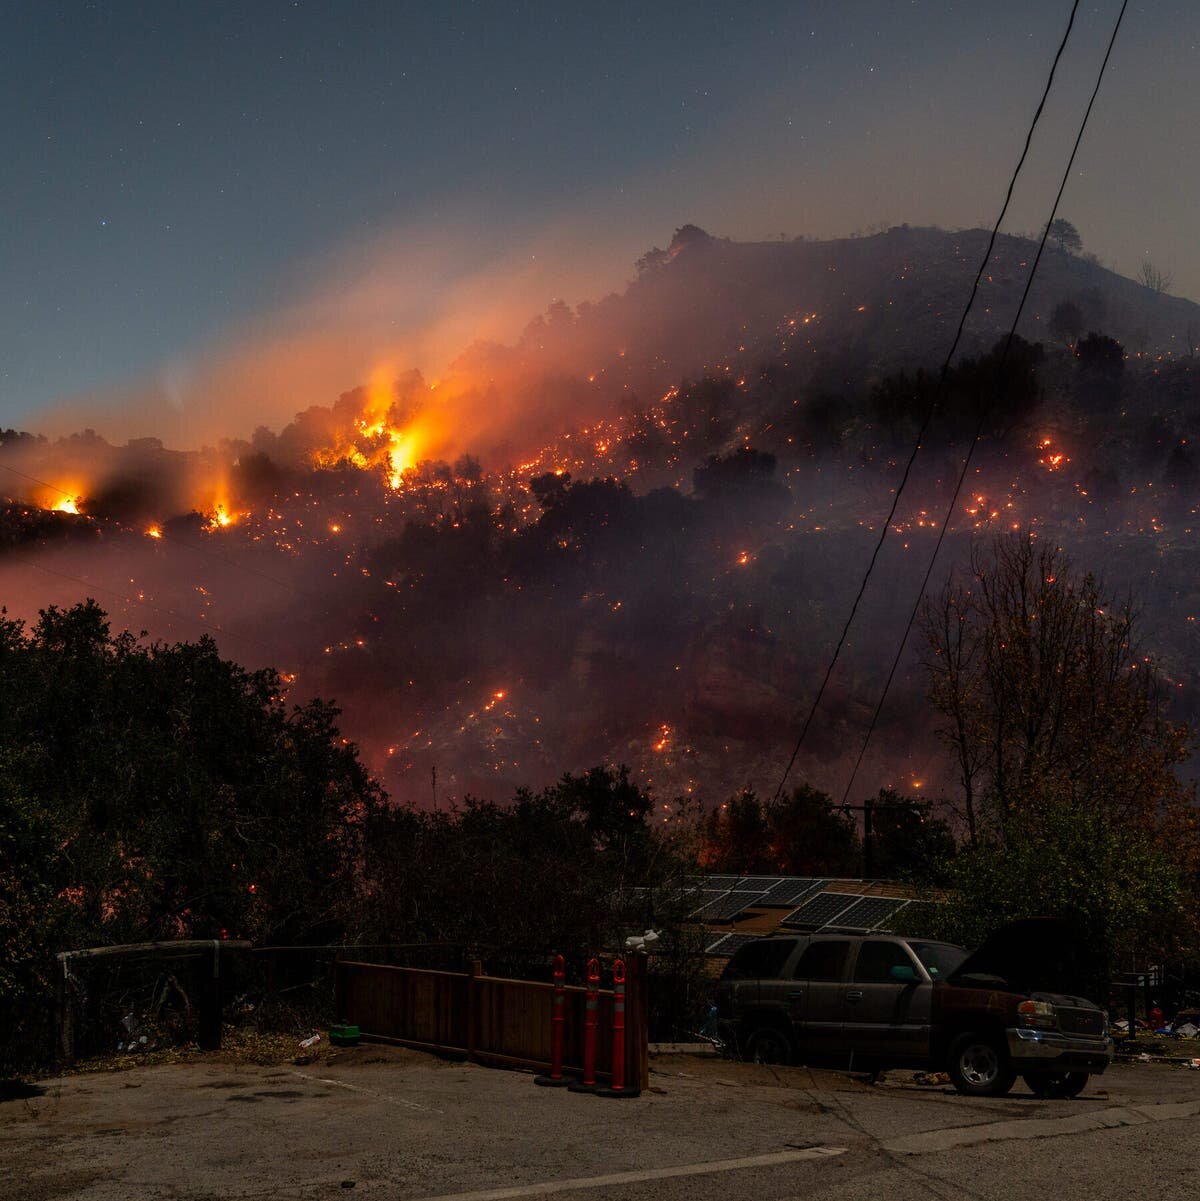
[2,1,1191,439]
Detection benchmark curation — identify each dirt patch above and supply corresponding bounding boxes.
[7,1166,106,1201]
[59,1028,424,1080]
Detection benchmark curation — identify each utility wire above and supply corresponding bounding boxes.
[836,0,1130,808]
[770,0,1082,803]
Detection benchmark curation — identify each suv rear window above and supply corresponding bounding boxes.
[792,939,851,981]
[722,939,795,980]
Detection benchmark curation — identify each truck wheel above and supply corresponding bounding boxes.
[744,1025,794,1065]
[1022,1071,1089,1099]
[947,1032,1016,1097]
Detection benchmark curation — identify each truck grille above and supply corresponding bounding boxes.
[1057,1006,1106,1037]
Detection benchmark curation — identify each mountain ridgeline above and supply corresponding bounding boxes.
[1,224,1198,806]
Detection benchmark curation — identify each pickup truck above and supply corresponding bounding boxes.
[714,918,1113,1097]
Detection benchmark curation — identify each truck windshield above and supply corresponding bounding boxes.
[909,941,968,980]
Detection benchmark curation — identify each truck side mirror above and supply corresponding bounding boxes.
[890,964,918,983]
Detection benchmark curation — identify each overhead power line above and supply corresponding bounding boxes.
[836,0,1130,807]
[770,0,1083,803]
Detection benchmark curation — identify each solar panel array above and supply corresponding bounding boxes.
[704,875,744,891]
[690,873,934,933]
[705,933,762,957]
[691,890,769,921]
[782,892,862,928]
[832,896,906,931]
[761,878,829,907]
[700,875,853,907]
[735,876,784,892]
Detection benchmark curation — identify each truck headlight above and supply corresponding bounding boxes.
[1017,1000,1058,1030]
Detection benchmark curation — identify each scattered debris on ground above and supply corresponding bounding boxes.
[59,1027,427,1077]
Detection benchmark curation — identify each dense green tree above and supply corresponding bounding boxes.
[931,808,1183,1000]
[0,601,381,946]
[769,785,861,876]
[866,789,956,884]
[701,790,773,874]
[361,766,692,956]
[919,534,1196,982]
[702,786,861,877]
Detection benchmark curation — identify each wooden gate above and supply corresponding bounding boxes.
[335,957,649,1090]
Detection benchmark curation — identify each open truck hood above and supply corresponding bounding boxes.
[948,917,1097,1003]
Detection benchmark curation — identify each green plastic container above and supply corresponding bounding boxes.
[329,1024,361,1047]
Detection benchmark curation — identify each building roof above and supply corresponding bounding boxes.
[692,873,945,956]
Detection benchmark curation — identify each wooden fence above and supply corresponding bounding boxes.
[334,957,649,1090]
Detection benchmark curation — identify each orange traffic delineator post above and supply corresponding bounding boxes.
[597,957,638,1097]
[568,957,602,1093]
[534,954,570,1087]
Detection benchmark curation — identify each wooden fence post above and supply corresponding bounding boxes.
[467,960,482,1062]
[56,957,75,1065]
[332,951,344,1022]
[197,940,223,1052]
[624,954,650,1091]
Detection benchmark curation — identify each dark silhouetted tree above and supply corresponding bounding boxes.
[1049,300,1083,344]
[692,448,783,502]
[919,533,1195,987]
[866,790,956,883]
[1048,218,1082,255]
[1137,261,1173,294]
[1163,442,1198,491]
[1075,332,1124,407]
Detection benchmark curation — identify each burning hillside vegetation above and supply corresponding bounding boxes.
[2,226,1199,804]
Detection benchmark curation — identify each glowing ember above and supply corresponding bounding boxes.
[1037,435,1069,471]
[146,525,163,539]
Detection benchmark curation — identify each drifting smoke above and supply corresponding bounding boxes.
[2,224,1199,807]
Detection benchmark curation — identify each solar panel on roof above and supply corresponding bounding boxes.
[703,875,743,890]
[687,890,729,916]
[705,933,762,957]
[691,890,769,921]
[781,891,863,928]
[828,896,904,931]
[736,876,782,892]
[761,878,828,906]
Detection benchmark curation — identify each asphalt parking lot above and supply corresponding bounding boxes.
[4,1048,1200,1201]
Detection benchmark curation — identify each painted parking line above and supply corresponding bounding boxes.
[413,1146,847,1201]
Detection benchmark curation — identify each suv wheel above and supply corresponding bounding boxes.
[947,1032,1016,1097]
[1021,1071,1089,1099]
[744,1025,794,1065]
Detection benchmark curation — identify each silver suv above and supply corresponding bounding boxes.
[714,920,1113,1097]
